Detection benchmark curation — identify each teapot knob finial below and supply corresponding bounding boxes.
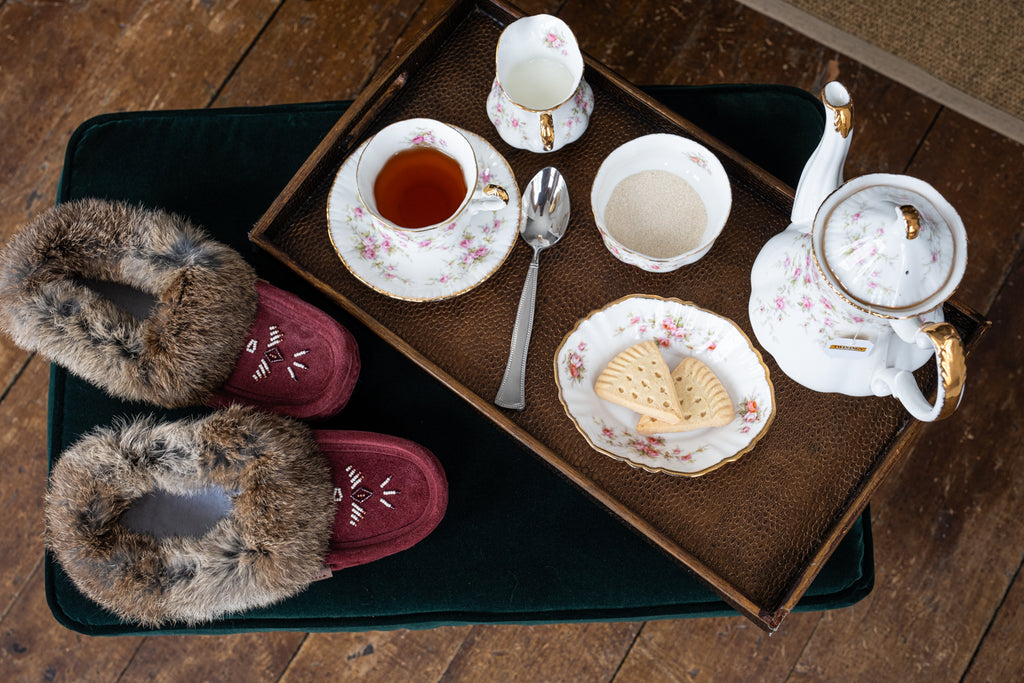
[901,205,920,240]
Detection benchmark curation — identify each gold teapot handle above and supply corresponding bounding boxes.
[920,321,966,420]
[873,321,965,421]
[540,112,555,151]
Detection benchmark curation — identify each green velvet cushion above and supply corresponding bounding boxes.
[46,86,871,635]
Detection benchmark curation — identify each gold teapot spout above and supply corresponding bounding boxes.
[790,82,854,228]
[824,85,854,138]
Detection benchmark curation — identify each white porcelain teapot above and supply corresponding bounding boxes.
[748,82,967,421]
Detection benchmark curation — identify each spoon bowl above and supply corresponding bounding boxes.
[495,167,570,410]
[522,167,571,249]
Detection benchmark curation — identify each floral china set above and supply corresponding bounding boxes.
[325,16,970,477]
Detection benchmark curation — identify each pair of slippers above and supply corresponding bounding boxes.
[0,199,448,626]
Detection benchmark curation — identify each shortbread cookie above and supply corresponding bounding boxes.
[636,356,733,434]
[594,341,683,424]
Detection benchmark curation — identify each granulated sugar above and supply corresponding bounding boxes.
[604,170,707,258]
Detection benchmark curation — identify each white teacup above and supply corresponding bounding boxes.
[486,15,594,153]
[356,118,508,236]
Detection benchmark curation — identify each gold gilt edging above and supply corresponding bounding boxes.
[325,128,520,303]
[822,86,853,138]
[553,294,776,478]
[922,321,967,420]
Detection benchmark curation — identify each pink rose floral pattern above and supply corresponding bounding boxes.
[347,212,504,288]
[405,128,447,149]
[486,78,594,152]
[823,196,899,304]
[544,30,570,56]
[344,164,505,286]
[561,85,592,136]
[737,396,767,434]
[343,205,412,286]
[593,418,709,464]
[750,190,954,362]
[821,191,951,308]
[615,311,723,353]
[688,152,712,175]
[749,231,868,340]
[562,341,588,384]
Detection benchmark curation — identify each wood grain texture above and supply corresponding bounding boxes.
[1,565,142,682]
[120,631,307,682]
[613,612,822,682]
[0,0,278,225]
[964,555,1024,681]
[562,0,940,180]
[0,0,1021,680]
[281,628,469,682]
[214,0,422,106]
[438,622,642,682]
[0,0,278,391]
[0,356,50,616]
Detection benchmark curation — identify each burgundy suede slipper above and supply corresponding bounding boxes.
[209,280,360,420]
[317,430,448,571]
[46,407,446,626]
[0,200,359,419]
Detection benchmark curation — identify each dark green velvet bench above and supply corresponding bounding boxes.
[46,85,873,635]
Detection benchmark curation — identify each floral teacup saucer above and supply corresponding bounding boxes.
[326,127,521,301]
[555,295,775,476]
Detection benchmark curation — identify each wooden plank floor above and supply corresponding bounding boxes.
[1,1,1022,681]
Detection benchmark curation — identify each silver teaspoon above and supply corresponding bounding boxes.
[495,166,570,410]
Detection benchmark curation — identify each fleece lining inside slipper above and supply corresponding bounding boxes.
[0,198,258,408]
[46,406,335,626]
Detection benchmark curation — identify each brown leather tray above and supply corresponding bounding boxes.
[250,0,988,631]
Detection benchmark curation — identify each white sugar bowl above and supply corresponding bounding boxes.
[590,134,732,272]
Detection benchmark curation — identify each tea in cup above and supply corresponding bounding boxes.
[486,15,594,153]
[356,118,509,234]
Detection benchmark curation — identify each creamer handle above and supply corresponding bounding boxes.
[540,112,555,152]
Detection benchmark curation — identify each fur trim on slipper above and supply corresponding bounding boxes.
[45,405,336,626]
[0,199,257,407]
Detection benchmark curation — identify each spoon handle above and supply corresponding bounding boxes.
[495,254,540,410]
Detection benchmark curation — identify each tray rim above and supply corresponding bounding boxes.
[249,0,991,632]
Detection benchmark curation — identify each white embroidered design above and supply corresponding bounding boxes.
[380,476,396,509]
[254,358,271,380]
[268,325,283,348]
[351,502,365,526]
[341,465,400,526]
[246,324,312,382]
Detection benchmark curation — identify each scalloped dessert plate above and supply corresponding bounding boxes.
[555,295,775,476]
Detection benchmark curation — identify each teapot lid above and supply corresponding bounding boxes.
[811,174,967,318]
